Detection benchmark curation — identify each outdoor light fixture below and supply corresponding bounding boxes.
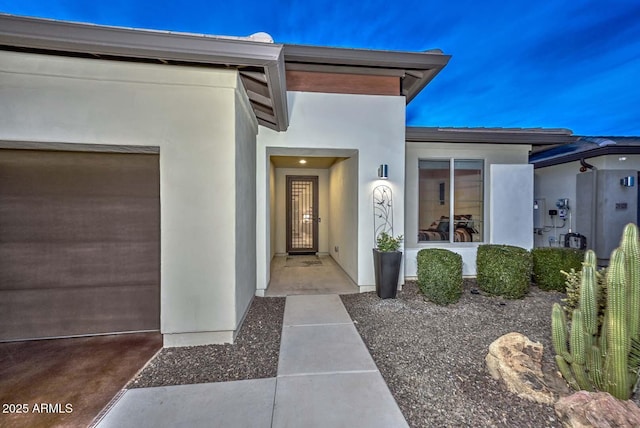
[378,164,389,179]
[299,159,307,164]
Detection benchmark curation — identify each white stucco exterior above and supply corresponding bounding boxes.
[1,46,553,348]
[404,142,531,276]
[0,50,258,346]
[257,91,406,293]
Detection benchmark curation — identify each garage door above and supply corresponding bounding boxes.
[0,149,160,341]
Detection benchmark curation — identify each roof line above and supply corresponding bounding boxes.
[283,44,450,103]
[0,13,284,66]
[283,44,450,68]
[0,13,290,131]
[406,126,576,145]
[532,145,640,169]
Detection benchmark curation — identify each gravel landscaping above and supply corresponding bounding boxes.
[341,280,565,428]
[128,297,285,388]
[124,281,606,427]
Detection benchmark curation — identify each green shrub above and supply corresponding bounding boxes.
[417,248,463,305]
[532,247,584,291]
[476,244,532,299]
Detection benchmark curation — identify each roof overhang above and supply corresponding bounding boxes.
[0,13,289,130]
[283,44,450,103]
[0,14,451,132]
[531,136,640,169]
[406,126,577,146]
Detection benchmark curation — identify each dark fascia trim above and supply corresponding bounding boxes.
[283,44,450,68]
[532,146,640,169]
[283,44,450,103]
[406,127,577,145]
[0,14,284,66]
[265,49,289,131]
[0,140,160,154]
[0,13,290,131]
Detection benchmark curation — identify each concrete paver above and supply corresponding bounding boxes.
[278,323,377,376]
[273,371,407,428]
[95,378,276,428]
[283,294,352,326]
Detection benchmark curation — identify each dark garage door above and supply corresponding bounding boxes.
[0,149,160,341]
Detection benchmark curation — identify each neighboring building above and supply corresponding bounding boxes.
[0,14,576,347]
[531,137,640,263]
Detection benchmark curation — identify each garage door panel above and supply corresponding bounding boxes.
[0,284,159,341]
[0,195,159,242]
[0,242,159,290]
[0,150,160,197]
[0,149,160,341]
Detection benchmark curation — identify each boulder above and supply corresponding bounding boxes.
[555,391,640,428]
[486,332,565,405]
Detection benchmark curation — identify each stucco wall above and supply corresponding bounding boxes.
[273,168,330,254]
[257,91,405,292]
[405,142,530,276]
[489,164,534,249]
[234,89,258,329]
[329,157,359,283]
[0,50,257,346]
[269,161,277,261]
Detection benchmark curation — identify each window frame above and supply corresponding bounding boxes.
[417,157,485,244]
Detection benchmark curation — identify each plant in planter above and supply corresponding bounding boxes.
[373,232,403,299]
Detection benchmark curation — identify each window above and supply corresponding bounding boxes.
[418,159,484,243]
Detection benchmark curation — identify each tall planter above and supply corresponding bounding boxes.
[373,249,402,299]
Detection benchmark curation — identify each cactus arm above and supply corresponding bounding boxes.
[552,303,573,362]
[580,265,598,336]
[604,248,631,400]
[590,345,605,390]
[556,355,580,391]
[570,309,592,390]
[621,223,640,341]
[584,249,597,267]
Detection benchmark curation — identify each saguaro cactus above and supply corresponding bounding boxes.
[621,223,640,341]
[551,223,640,400]
[604,248,631,399]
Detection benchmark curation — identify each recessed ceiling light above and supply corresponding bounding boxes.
[299,159,307,164]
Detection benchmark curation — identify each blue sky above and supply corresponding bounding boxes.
[1,1,639,136]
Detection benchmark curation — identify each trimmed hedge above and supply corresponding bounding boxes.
[532,247,584,292]
[476,244,532,299]
[417,248,463,305]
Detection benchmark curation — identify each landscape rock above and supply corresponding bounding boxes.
[555,391,640,428]
[485,332,561,405]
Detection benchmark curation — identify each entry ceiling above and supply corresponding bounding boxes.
[270,156,347,169]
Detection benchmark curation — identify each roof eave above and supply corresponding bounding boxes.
[0,13,290,131]
[406,127,577,145]
[283,44,450,103]
[532,145,640,169]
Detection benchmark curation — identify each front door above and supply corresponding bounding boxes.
[286,175,319,254]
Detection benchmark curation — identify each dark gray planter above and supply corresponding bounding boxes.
[373,249,402,299]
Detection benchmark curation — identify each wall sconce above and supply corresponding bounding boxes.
[621,176,635,187]
[378,164,389,180]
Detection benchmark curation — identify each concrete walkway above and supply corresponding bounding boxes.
[95,295,408,428]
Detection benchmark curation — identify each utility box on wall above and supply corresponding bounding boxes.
[576,169,638,263]
[533,198,545,229]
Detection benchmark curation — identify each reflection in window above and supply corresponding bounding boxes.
[418,159,483,243]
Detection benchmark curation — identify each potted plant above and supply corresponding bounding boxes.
[373,232,403,298]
